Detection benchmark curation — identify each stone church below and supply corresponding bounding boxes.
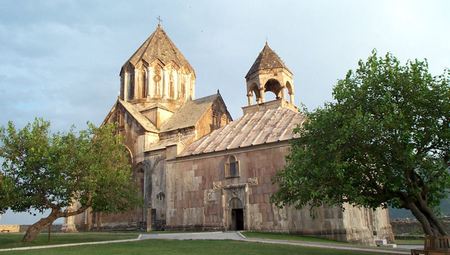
[73,24,393,244]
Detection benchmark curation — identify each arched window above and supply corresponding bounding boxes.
[181,81,185,99]
[169,78,174,98]
[129,71,135,100]
[142,69,147,98]
[264,78,283,101]
[225,155,239,178]
[117,110,124,129]
[156,192,165,201]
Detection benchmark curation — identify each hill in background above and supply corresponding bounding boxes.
[390,198,450,220]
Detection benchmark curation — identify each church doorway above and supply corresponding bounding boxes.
[231,209,244,230]
[229,197,244,230]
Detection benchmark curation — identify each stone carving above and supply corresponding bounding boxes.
[207,189,216,201]
[247,177,258,185]
[213,181,222,190]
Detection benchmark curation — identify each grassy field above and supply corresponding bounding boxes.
[243,231,424,246]
[0,232,138,249]
[0,239,388,255]
[241,231,345,243]
[394,239,424,245]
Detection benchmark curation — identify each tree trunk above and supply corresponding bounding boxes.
[416,197,447,236]
[22,208,59,242]
[408,201,447,236]
[97,212,102,231]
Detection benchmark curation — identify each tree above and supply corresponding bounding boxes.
[272,51,450,236]
[0,119,139,242]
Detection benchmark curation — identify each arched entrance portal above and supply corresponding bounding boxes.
[229,198,244,230]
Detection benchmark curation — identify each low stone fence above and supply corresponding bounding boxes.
[0,225,20,233]
[391,217,450,237]
[19,224,63,233]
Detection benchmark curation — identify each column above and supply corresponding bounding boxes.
[247,94,253,106]
[259,88,265,103]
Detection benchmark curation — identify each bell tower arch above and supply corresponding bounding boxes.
[245,42,295,106]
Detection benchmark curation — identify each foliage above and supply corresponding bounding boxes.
[272,51,450,236]
[0,119,140,241]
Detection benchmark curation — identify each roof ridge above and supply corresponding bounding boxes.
[138,27,158,64]
[193,93,219,102]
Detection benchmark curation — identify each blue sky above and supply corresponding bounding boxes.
[1,0,449,224]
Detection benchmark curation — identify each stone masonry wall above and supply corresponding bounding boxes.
[165,144,392,243]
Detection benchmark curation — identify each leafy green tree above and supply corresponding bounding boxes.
[272,51,450,236]
[0,119,139,242]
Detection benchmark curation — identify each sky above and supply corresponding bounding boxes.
[0,0,449,224]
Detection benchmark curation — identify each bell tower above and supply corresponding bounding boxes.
[245,42,295,106]
[119,24,196,111]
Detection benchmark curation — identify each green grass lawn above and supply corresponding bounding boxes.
[0,239,389,255]
[243,231,424,246]
[0,232,138,249]
[394,239,424,245]
[241,231,345,244]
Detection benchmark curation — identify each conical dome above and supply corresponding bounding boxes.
[245,43,291,79]
[120,25,196,105]
[124,25,195,75]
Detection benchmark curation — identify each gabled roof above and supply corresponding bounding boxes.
[124,25,195,75]
[118,99,158,133]
[245,42,291,79]
[179,106,305,157]
[160,94,223,132]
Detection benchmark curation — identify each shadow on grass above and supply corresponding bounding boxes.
[0,232,138,249]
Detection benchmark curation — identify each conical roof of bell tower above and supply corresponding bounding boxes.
[245,42,291,79]
[124,24,195,75]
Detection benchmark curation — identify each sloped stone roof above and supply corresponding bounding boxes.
[245,43,291,79]
[179,106,305,157]
[119,99,158,132]
[160,94,220,132]
[146,134,195,151]
[124,25,195,74]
